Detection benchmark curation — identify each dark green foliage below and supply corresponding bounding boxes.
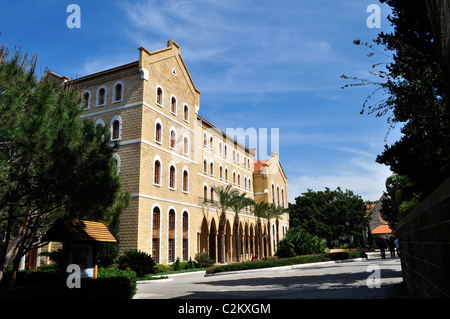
[116,250,157,277]
[194,252,215,268]
[289,187,368,247]
[206,251,367,274]
[276,226,328,258]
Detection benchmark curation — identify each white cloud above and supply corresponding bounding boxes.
[287,155,391,203]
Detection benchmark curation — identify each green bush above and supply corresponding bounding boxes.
[207,251,367,274]
[276,226,328,258]
[116,249,157,277]
[194,252,215,268]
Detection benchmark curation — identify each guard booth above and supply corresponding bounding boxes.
[42,219,117,279]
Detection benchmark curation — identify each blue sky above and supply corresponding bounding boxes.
[0,0,400,203]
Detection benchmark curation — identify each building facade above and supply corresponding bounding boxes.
[60,40,288,265]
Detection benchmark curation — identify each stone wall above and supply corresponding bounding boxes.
[397,177,450,298]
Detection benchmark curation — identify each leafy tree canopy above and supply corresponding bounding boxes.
[289,187,367,248]
[0,46,128,285]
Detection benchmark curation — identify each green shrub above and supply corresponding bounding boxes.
[276,226,328,258]
[207,251,367,274]
[195,252,215,268]
[116,249,156,277]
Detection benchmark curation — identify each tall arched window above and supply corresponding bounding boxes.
[170,129,176,149]
[113,81,123,102]
[277,186,280,206]
[183,136,189,155]
[168,209,175,263]
[183,104,189,122]
[219,166,223,179]
[210,161,214,176]
[97,86,106,106]
[155,122,162,143]
[281,188,285,208]
[203,133,207,146]
[169,165,176,189]
[82,90,90,109]
[225,168,228,181]
[182,169,189,193]
[170,96,177,114]
[182,211,189,261]
[233,172,236,184]
[152,206,161,263]
[154,160,161,185]
[203,159,208,174]
[203,185,208,202]
[209,136,214,150]
[112,120,120,140]
[156,86,163,106]
[272,184,275,204]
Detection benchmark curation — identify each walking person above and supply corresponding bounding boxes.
[378,238,386,259]
[388,237,395,258]
[394,237,399,257]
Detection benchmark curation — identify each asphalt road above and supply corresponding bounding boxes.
[134,253,403,299]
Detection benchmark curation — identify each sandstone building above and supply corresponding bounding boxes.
[61,40,289,265]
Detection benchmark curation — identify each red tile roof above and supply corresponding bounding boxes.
[372,224,392,234]
[253,160,268,173]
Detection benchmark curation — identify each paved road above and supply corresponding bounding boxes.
[134,253,403,299]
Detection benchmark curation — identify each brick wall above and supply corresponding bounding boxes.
[397,177,450,298]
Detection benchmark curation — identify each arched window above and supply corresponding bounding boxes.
[113,81,123,102]
[203,185,208,202]
[249,179,252,191]
[169,165,176,189]
[182,211,189,261]
[112,120,120,140]
[169,129,176,149]
[248,159,250,169]
[82,90,90,109]
[203,159,208,174]
[233,150,236,162]
[244,177,247,189]
[244,156,247,168]
[183,104,189,122]
[183,136,189,155]
[155,122,162,143]
[168,209,175,263]
[233,172,236,184]
[237,152,240,164]
[170,95,177,114]
[281,188,285,208]
[237,173,241,186]
[152,206,161,263]
[182,169,189,192]
[210,161,214,176]
[97,86,106,106]
[272,184,275,204]
[210,188,214,202]
[225,168,228,181]
[219,166,223,179]
[277,186,280,206]
[219,142,223,155]
[154,160,161,185]
[224,145,228,158]
[209,136,214,150]
[156,86,163,106]
[203,133,207,146]
[110,115,122,141]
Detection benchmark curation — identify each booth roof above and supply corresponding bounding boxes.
[42,219,117,243]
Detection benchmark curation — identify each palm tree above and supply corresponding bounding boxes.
[230,192,254,262]
[211,184,239,263]
[267,203,289,256]
[252,201,269,259]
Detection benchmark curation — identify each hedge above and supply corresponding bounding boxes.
[206,251,367,274]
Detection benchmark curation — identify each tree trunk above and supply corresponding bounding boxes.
[257,220,262,259]
[218,212,226,263]
[233,216,240,262]
[267,221,272,257]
